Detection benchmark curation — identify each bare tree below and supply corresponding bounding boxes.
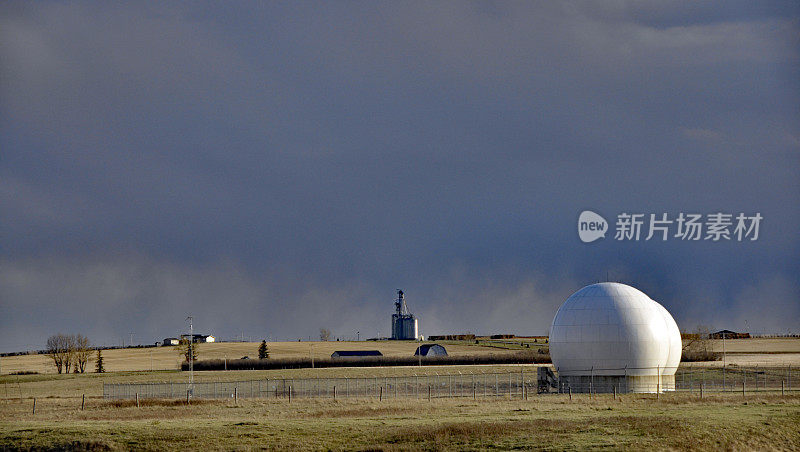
[46,334,69,374]
[178,337,199,363]
[74,334,92,373]
[63,334,76,373]
[319,328,331,341]
[682,325,719,361]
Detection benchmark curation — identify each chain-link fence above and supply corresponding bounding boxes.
[104,371,534,400]
[553,365,799,394]
[103,365,799,400]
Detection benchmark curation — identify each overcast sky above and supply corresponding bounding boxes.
[1,2,798,352]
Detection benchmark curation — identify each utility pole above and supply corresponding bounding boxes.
[187,316,194,390]
[129,332,134,347]
[722,331,726,390]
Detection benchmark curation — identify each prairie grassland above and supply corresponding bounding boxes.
[0,340,519,375]
[4,338,799,375]
[708,337,800,353]
[1,392,798,450]
[0,364,546,399]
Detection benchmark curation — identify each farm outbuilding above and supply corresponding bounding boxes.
[331,350,383,358]
[414,344,447,357]
[710,330,750,339]
[180,334,216,343]
[162,338,179,346]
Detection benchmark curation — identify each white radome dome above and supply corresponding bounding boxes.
[550,282,681,378]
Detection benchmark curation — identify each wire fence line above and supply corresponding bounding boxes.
[105,372,533,400]
[104,365,799,400]
[554,364,799,394]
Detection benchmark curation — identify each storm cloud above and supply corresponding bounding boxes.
[1,2,798,351]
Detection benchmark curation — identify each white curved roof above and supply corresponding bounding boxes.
[550,282,681,377]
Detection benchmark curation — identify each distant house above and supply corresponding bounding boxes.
[331,350,383,358]
[163,338,179,346]
[414,344,447,357]
[180,334,216,343]
[710,330,750,339]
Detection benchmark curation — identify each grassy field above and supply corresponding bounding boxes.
[0,365,549,399]
[2,340,800,450]
[0,340,522,375]
[708,337,800,353]
[1,391,798,450]
[4,338,799,375]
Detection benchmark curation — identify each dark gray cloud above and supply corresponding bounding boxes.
[1,2,798,351]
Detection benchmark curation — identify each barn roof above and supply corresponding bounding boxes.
[331,350,383,357]
[414,344,447,356]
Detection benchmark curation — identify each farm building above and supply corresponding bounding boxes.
[180,334,216,343]
[710,330,750,339]
[162,338,179,346]
[549,282,681,394]
[331,350,383,358]
[414,344,447,357]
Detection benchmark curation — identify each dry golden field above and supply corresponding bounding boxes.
[1,340,523,375]
[3,337,800,375]
[700,338,800,367]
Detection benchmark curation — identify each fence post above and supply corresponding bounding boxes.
[568,387,572,401]
[32,398,35,415]
[186,390,190,405]
[782,380,785,396]
[288,386,292,403]
[379,386,382,402]
[82,394,85,411]
[613,386,616,400]
[723,362,726,391]
[742,381,745,398]
[428,385,431,402]
[136,393,139,408]
[333,386,336,400]
[234,387,238,405]
[701,369,704,395]
[448,375,451,398]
